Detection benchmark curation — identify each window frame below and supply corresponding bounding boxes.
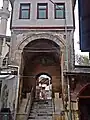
[54,3,65,19]
[19,3,30,19]
[37,3,48,19]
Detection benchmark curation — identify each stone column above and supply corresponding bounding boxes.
[68,31,75,70]
[72,99,79,120]
[53,93,64,120]
[9,32,17,64]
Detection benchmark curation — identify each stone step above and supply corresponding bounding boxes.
[30,113,52,116]
[32,106,52,109]
[33,103,53,105]
[34,102,52,105]
[34,102,52,104]
[31,107,53,110]
[28,99,54,120]
[31,110,54,113]
[32,103,53,106]
[28,119,52,120]
[31,109,53,111]
[32,106,53,108]
[28,117,52,119]
[30,110,54,114]
[34,99,52,101]
[28,116,52,119]
[33,103,53,106]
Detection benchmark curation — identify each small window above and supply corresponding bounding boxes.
[37,3,48,19]
[19,3,30,19]
[55,3,65,19]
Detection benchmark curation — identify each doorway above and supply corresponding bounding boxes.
[35,73,52,100]
[78,84,90,120]
[79,98,90,120]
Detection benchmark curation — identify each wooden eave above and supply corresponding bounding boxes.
[64,71,90,76]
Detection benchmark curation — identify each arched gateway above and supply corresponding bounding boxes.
[17,33,65,108]
[0,0,76,119]
[18,33,65,50]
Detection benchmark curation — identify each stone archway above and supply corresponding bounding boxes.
[22,39,61,91]
[12,32,66,67]
[17,32,65,51]
[35,73,52,100]
[15,32,66,117]
[16,33,66,111]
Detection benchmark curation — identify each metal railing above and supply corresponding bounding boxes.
[16,87,35,120]
[25,87,35,120]
[25,87,34,112]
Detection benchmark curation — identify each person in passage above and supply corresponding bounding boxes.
[41,87,46,99]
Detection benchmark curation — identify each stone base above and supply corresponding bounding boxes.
[52,114,65,120]
[16,114,27,120]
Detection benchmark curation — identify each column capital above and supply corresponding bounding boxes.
[61,47,65,53]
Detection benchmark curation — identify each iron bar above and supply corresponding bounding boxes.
[23,47,59,53]
[23,49,57,53]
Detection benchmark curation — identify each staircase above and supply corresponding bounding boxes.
[28,99,54,120]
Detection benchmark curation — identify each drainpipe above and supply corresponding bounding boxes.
[64,4,72,120]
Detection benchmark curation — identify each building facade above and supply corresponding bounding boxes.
[1,0,86,120]
[9,0,75,119]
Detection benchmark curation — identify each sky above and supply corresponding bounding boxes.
[0,0,89,57]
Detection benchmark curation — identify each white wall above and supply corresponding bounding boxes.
[12,0,73,28]
[0,75,17,112]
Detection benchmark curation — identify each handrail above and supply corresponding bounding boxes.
[24,87,35,120]
[25,87,34,112]
[24,93,31,112]
[24,92,31,112]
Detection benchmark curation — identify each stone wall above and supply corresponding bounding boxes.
[10,30,74,71]
[0,75,18,112]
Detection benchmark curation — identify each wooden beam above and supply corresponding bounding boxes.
[24,50,57,53]
[79,96,90,99]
